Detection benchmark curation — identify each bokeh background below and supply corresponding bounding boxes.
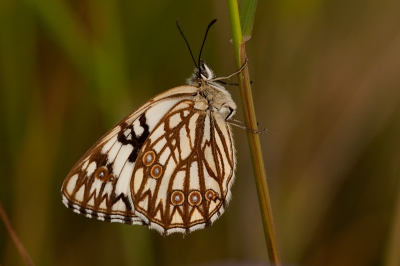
[1,0,400,265]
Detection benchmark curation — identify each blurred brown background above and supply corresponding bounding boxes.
[1,0,400,265]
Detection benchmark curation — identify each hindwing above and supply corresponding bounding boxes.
[131,99,235,234]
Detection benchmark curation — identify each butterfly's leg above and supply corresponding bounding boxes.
[210,58,249,82]
[227,118,267,134]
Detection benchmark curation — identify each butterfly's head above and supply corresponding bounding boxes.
[187,59,216,86]
[198,60,216,81]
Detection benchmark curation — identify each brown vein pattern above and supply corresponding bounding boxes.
[61,61,237,235]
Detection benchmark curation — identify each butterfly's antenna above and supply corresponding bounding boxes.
[198,19,217,67]
[176,19,197,68]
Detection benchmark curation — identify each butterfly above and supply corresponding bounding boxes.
[61,20,246,235]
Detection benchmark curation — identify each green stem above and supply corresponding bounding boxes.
[227,0,281,264]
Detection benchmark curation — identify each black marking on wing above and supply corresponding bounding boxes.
[79,207,86,214]
[116,113,151,163]
[111,193,133,211]
[90,152,108,167]
[68,205,140,224]
[117,124,134,145]
[205,220,212,227]
[129,113,150,162]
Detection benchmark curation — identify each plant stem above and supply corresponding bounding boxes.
[227,0,281,264]
[0,201,34,266]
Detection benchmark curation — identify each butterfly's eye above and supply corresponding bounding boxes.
[188,190,202,206]
[171,191,185,206]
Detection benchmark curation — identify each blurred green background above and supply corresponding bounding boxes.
[1,0,400,265]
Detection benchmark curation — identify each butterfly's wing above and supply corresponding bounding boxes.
[61,86,199,225]
[131,98,236,235]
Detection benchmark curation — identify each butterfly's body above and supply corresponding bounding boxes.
[62,61,237,235]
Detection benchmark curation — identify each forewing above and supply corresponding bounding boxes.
[61,86,198,224]
[131,99,236,235]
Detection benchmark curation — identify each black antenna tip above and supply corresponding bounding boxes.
[176,19,197,68]
[176,19,218,71]
[197,19,218,68]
